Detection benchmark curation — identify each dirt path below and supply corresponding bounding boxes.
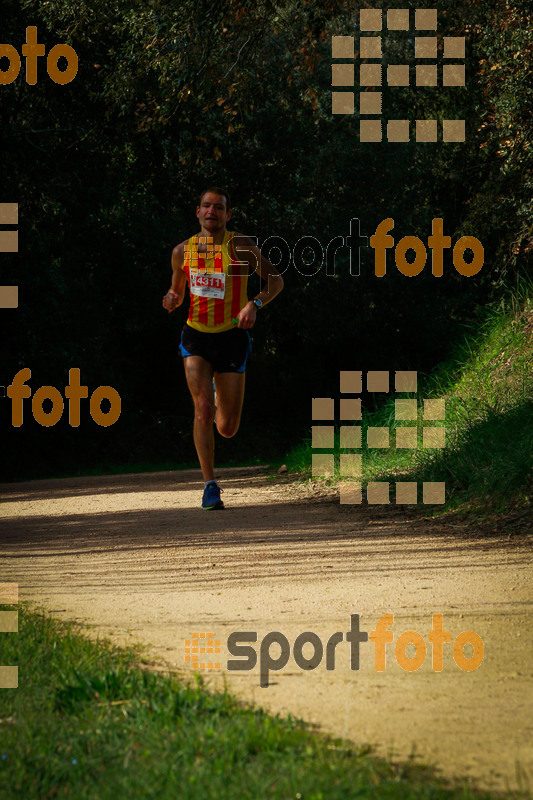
[1,467,532,792]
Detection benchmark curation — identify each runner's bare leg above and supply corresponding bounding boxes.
[183,359,246,481]
[183,356,216,482]
[214,372,246,438]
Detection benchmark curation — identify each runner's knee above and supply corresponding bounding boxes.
[194,395,216,427]
[216,417,240,438]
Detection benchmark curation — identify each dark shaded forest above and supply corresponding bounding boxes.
[1,0,531,480]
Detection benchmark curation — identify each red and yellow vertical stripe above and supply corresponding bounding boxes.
[184,230,249,332]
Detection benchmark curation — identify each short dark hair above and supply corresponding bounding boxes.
[198,186,231,210]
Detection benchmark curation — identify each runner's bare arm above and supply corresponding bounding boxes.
[162,242,187,313]
[232,234,284,329]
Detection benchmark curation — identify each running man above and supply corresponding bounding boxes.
[162,187,284,509]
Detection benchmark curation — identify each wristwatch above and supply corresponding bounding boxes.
[253,298,263,310]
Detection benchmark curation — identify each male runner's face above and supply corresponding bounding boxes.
[196,192,231,233]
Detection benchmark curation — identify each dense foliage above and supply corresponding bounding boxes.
[1,0,531,479]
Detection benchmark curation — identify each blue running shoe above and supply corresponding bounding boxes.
[202,481,224,510]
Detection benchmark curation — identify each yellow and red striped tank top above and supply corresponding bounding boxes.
[183,230,249,332]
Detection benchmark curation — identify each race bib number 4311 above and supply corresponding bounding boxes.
[189,272,226,299]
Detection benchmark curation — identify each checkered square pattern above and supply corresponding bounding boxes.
[311,372,446,505]
[184,632,222,670]
[0,583,18,688]
[331,8,465,142]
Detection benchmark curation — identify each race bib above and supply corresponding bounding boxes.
[189,272,226,299]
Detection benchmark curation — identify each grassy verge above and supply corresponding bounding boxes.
[0,608,525,799]
[285,281,533,519]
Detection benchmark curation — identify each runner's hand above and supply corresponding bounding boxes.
[162,291,181,313]
[237,301,257,329]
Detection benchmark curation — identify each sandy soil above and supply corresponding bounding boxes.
[1,467,532,793]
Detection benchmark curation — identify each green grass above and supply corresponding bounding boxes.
[286,281,533,516]
[0,608,528,799]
